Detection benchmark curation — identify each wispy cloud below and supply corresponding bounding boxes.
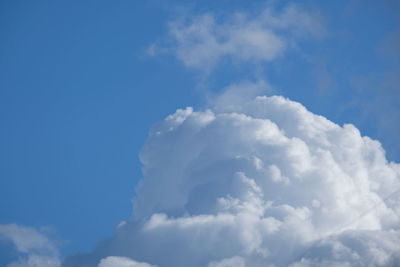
[0,224,60,267]
[98,256,156,267]
[150,3,324,72]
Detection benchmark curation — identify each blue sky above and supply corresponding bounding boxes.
[1,0,399,265]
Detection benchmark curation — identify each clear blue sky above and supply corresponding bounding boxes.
[1,0,399,262]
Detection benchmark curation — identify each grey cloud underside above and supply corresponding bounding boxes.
[64,95,400,267]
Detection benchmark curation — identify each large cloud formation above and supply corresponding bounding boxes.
[64,93,400,267]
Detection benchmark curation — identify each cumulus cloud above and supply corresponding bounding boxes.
[151,3,324,71]
[64,85,400,267]
[0,224,60,267]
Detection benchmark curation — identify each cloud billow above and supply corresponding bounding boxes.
[65,92,400,267]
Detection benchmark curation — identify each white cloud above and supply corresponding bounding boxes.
[207,79,272,113]
[0,224,60,267]
[207,256,245,267]
[288,230,400,267]
[155,3,324,71]
[98,256,156,267]
[64,84,400,266]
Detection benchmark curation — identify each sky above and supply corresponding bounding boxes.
[0,0,399,266]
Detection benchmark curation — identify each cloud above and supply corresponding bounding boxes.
[0,224,60,267]
[151,3,324,71]
[98,256,155,267]
[206,79,272,112]
[64,85,400,266]
[207,256,245,267]
[288,230,400,267]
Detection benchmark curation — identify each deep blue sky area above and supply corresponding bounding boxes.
[0,0,199,256]
[0,0,399,262]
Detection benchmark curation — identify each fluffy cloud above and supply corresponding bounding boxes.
[64,87,400,267]
[0,224,60,267]
[154,3,324,71]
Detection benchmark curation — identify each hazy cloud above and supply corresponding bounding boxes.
[0,224,60,267]
[98,256,156,267]
[151,3,324,72]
